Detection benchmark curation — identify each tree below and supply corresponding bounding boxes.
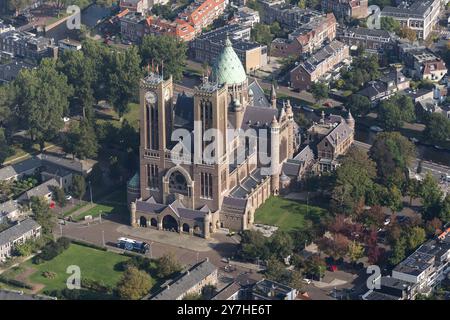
[270,231,294,260]
[370,132,416,187]
[399,27,417,42]
[107,46,142,120]
[420,173,443,221]
[362,205,385,229]
[367,245,384,264]
[156,252,183,278]
[440,195,450,223]
[58,50,96,120]
[380,17,400,33]
[14,240,33,257]
[251,23,274,47]
[239,230,270,261]
[425,217,443,237]
[64,120,98,160]
[0,128,13,165]
[331,147,376,215]
[303,255,326,280]
[30,196,54,235]
[52,187,67,208]
[378,95,415,131]
[346,94,371,116]
[71,174,86,200]
[423,113,450,145]
[14,59,73,151]
[116,267,153,300]
[406,227,426,251]
[7,0,31,15]
[140,35,187,81]
[389,237,407,265]
[406,179,421,206]
[310,83,329,103]
[347,241,364,264]
[385,185,403,214]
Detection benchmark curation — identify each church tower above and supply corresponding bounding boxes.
[270,116,280,195]
[271,83,277,109]
[139,73,174,201]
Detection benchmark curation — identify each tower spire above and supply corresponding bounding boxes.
[271,83,277,109]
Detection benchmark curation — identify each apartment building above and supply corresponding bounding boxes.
[259,0,321,30]
[391,228,450,298]
[189,24,267,72]
[120,0,226,42]
[119,0,150,14]
[380,0,441,39]
[289,40,350,90]
[0,30,57,62]
[178,0,228,34]
[0,219,41,262]
[271,13,336,58]
[321,0,369,21]
[231,6,260,27]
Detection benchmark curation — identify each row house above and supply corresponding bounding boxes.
[337,27,396,55]
[271,13,336,58]
[0,219,41,262]
[289,40,350,91]
[399,44,447,82]
[178,0,228,34]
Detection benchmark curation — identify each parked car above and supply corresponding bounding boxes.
[303,278,312,284]
[65,195,72,201]
[384,217,391,226]
[370,126,383,133]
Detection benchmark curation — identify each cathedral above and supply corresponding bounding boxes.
[127,38,300,238]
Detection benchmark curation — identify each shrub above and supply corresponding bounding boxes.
[0,276,33,290]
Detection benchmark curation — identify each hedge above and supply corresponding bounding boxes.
[69,239,107,251]
[0,276,33,290]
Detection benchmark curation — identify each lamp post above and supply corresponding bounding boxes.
[88,180,93,205]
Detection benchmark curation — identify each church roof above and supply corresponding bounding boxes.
[212,37,247,86]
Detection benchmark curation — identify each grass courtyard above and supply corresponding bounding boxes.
[22,244,130,292]
[254,196,328,232]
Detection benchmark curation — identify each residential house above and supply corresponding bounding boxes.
[17,178,60,203]
[399,45,447,81]
[0,200,22,222]
[148,259,218,300]
[357,68,410,104]
[0,218,41,261]
[251,279,298,300]
[304,112,355,172]
[289,40,350,91]
[271,13,336,58]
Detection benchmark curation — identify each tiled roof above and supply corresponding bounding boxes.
[149,259,217,300]
[0,218,40,247]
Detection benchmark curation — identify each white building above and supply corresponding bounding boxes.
[0,219,41,262]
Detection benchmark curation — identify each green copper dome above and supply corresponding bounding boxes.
[213,37,247,86]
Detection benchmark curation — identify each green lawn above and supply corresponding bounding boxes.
[24,244,129,292]
[95,103,140,130]
[74,203,128,221]
[255,196,328,232]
